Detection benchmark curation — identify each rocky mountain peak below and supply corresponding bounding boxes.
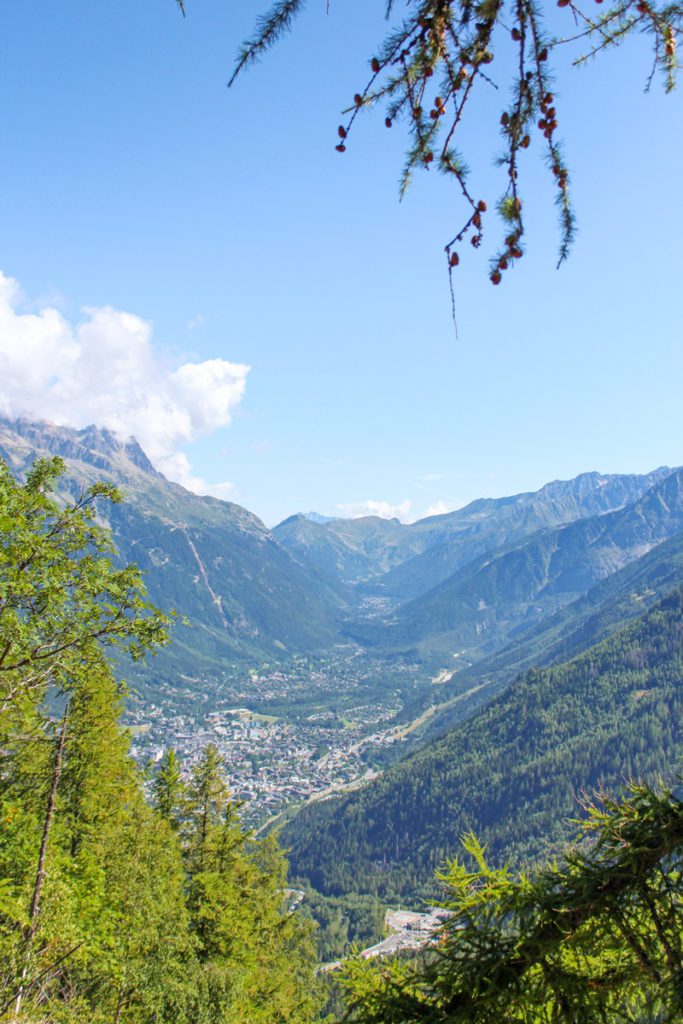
[0,415,165,481]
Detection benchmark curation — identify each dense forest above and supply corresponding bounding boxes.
[286,588,683,901]
[0,458,321,1023]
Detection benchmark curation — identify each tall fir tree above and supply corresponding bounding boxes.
[0,459,322,1023]
[151,748,185,831]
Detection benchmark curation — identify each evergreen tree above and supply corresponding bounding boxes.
[151,748,185,830]
[183,745,322,1023]
[184,743,230,875]
[0,456,168,739]
[0,459,322,1023]
[341,782,683,1023]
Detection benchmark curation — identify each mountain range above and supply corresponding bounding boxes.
[274,469,671,595]
[1,416,682,687]
[352,466,683,659]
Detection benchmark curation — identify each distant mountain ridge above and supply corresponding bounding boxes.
[274,468,671,595]
[299,511,338,525]
[348,467,683,661]
[367,470,674,600]
[273,513,415,583]
[394,525,683,750]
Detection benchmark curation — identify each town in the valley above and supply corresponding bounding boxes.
[125,645,436,827]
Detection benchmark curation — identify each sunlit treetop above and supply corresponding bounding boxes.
[180,0,680,300]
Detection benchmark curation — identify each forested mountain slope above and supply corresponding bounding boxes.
[0,417,346,676]
[385,527,683,748]
[285,589,683,901]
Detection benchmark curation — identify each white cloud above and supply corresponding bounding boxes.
[337,499,412,522]
[424,500,455,517]
[0,271,249,497]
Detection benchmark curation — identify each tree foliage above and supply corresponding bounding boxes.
[0,456,168,724]
[340,781,683,1022]
[222,0,681,291]
[181,744,321,1023]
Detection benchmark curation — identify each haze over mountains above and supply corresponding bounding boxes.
[355,466,683,658]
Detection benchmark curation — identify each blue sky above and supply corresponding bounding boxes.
[0,0,681,524]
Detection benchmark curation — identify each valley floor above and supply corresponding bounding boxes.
[126,646,442,826]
